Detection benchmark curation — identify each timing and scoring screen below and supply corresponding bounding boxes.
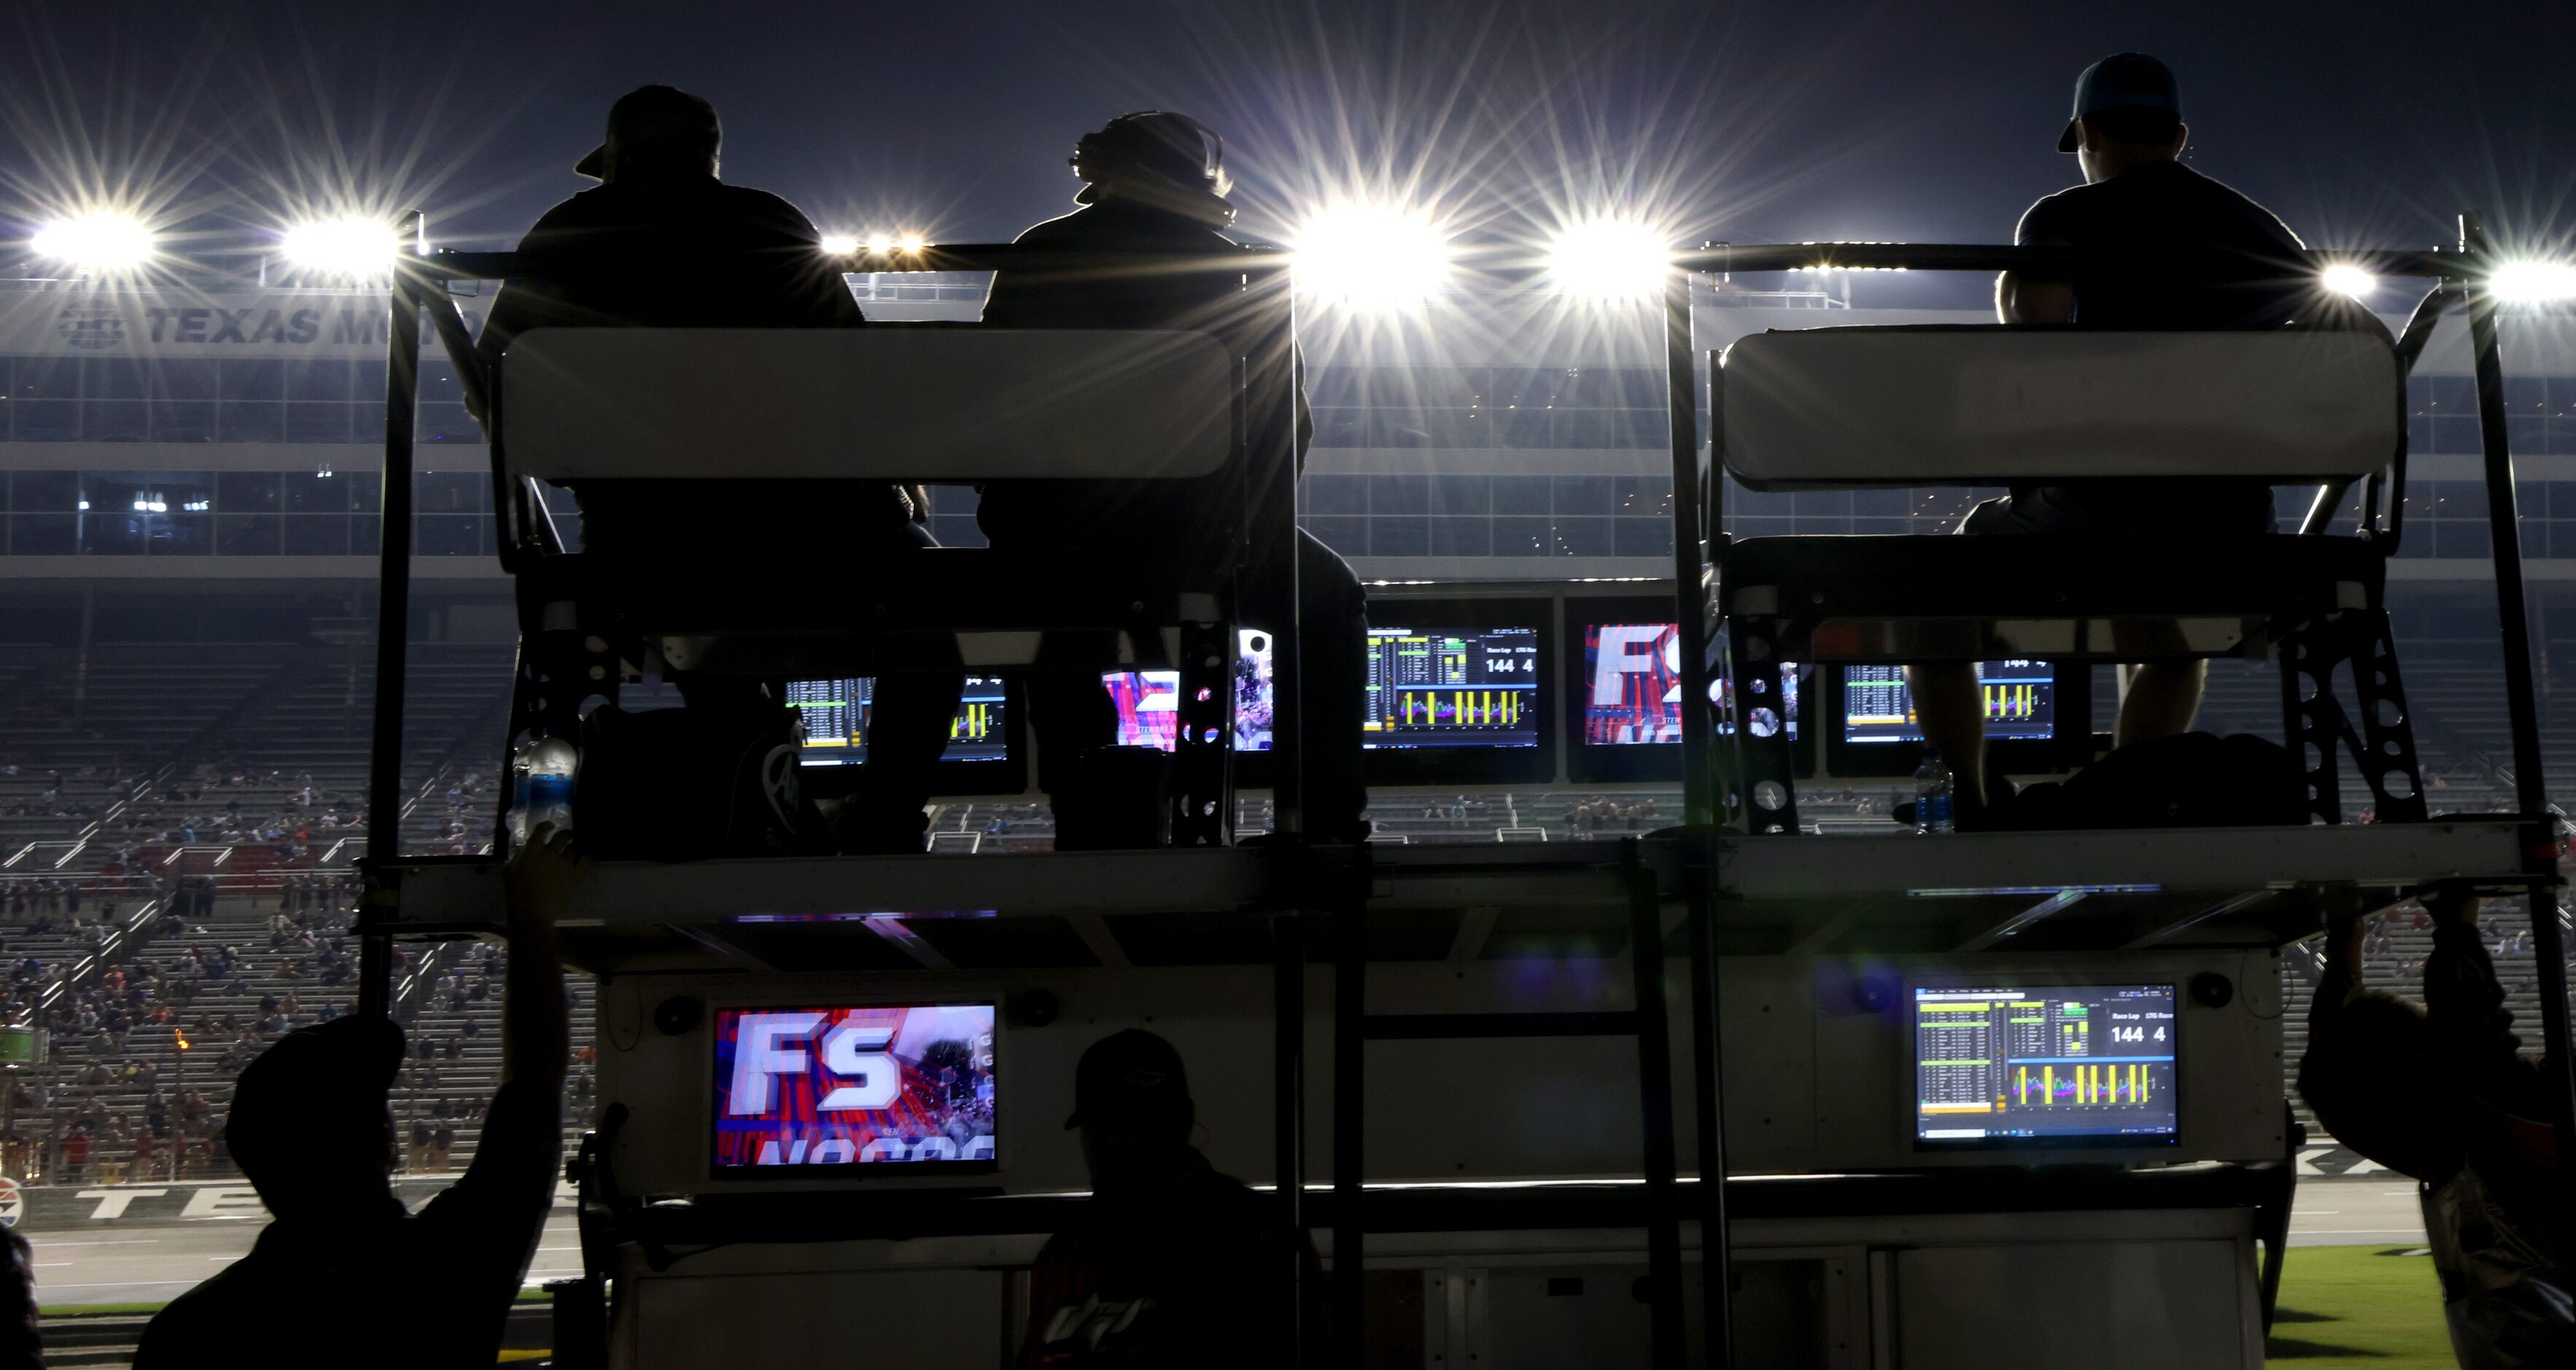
[1103,630,1279,752]
[1583,622,1684,745]
[1844,660,2053,745]
[712,1004,996,1170]
[1365,626,1540,750]
[788,676,1006,765]
[1914,985,2178,1146]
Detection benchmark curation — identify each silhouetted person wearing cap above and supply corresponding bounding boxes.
[2299,891,2571,1367]
[132,827,588,1370]
[1909,53,2373,819]
[473,85,963,853]
[1020,1029,1317,1368]
[980,112,1371,846]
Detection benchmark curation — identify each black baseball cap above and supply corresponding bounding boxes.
[1063,1028,1190,1130]
[576,85,722,179]
[2058,53,2183,152]
[224,1015,404,1168]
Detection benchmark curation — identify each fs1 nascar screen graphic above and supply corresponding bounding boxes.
[712,1004,996,1170]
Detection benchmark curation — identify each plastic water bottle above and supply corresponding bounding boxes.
[514,735,579,842]
[1913,748,1955,835]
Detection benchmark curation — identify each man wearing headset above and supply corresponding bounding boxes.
[980,112,1370,845]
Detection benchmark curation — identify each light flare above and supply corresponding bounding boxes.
[279,218,401,277]
[1292,203,1452,309]
[31,212,155,270]
[1546,219,1670,298]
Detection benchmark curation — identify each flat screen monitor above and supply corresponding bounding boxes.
[1567,602,1805,782]
[788,676,1008,766]
[712,1002,997,1172]
[1102,630,1277,752]
[1913,984,2178,1149]
[1365,626,1541,751]
[1842,660,2053,746]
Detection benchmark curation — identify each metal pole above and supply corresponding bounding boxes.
[1260,263,1306,837]
[360,220,425,1022]
[2461,212,2576,1220]
[1273,913,1308,1366]
[1332,900,1364,1367]
[1685,872,1737,1368]
[1664,270,1715,828]
[1623,845,1685,1368]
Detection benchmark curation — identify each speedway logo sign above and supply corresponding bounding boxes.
[5,289,484,360]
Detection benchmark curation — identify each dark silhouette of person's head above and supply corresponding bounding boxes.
[2056,53,2189,185]
[1069,112,1235,225]
[1065,1029,1195,1192]
[225,1015,404,1220]
[575,85,722,185]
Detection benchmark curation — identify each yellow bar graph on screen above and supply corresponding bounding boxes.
[2043,1065,2053,1105]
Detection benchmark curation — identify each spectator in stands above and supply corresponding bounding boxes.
[134,824,583,1370]
[1020,1029,1316,1366]
[1907,53,2381,823]
[471,85,963,854]
[980,111,1370,846]
[60,1126,87,1183]
[2300,889,2571,1366]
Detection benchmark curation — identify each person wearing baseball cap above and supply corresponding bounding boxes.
[134,827,586,1370]
[1908,51,2379,827]
[470,86,966,856]
[1020,1029,1320,1366]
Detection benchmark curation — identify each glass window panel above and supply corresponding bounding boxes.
[1551,475,1615,515]
[282,516,351,556]
[218,358,286,400]
[1792,489,1853,516]
[2424,376,2474,413]
[152,359,220,400]
[1387,367,1479,409]
[282,473,352,513]
[1850,488,1909,518]
[2407,414,2434,454]
[2552,418,2576,457]
[1429,516,1489,557]
[2437,519,2490,559]
[1551,409,1610,448]
[9,471,81,511]
[416,471,488,513]
[1853,517,1909,535]
[81,357,148,400]
[2544,376,2576,417]
[11,514,76,554]
[2430,480,2484,517]
[1304,475,1366,516]
[1491,368,1564,409]
[1365,411,1434,449]
[2505,376,2545,413]
[417,403,483,444]
[2508,417,2547,454]
[416,514,485,557]
[1300,515,1366,558]
[12,357,75,400]
[12,400,80,440]
[1427,475,1489,514]
[419,359,467,403]
[282,357,354,402]
[1497,409,1552,448]
[1365,474,1429,514]
[927,516,985,549]
[1613,518,1673,558]
[1550,518,1612,557]
[1491,476,1551,516]
[152,402,219,442]
[1490,516,1550,557]
[1309,408,1365,447]
[85,401,150,442]
[1727,514,1791,540]
[1368,516,1429,557]
[217,471,284,512]
[1613,476,1674,517]
[1419,409,1491,448]
[215,514,283,556]
[353,514,381,557]
[219,400,287,443]
[79,511,149,555]
[349,472,383,514]
[284,403,354,444]
[152,511,213,556]
[1306,367,1365,408]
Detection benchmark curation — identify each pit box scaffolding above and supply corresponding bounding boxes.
[349,216,2568,1369]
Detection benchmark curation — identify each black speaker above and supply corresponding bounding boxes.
[2188,972,2234,1010]
[1009,988,1060,1028]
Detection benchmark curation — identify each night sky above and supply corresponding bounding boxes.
[6,0,2571,302]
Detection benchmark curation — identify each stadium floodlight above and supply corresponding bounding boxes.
[864,234,893,254]
[896,233,926,254]
[820,233,861,256]
[1546,220,1670,298]
[280,219,402,279]
[2321,263,2375,299]
[1292,204,1452,309]
[2488,260,2576,303]
[31,213,155,271]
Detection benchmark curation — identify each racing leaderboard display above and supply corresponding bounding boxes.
[1914,985,2179,1148]
[1364,625,1541,750]
[1843,660,2054,746]
[712,1003,997,1170]
[788,676,1007,765]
